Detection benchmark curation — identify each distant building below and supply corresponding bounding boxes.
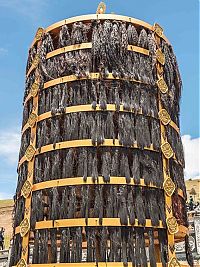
[185,177,200,202]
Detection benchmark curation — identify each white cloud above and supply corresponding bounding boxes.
[0,192,13,200]
[182,135,200,179]
[0,129,21,165]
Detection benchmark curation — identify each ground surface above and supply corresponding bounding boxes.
[0,199,14,249]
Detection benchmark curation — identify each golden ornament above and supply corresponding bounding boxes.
[156,77,168,93]
[163,177,175,197]
[166,217,179,235]
[168,257,181,267]
[25,145,36,161]
[35,27,44,41]
[156,48,165,65]
[20,218,30,237]
[32,54,40,68]
[21,180,32,198]
[158,109,171,125]
[16,258,27,267]
[30,82,39,97]
[154,23,163,38]
[161,142,174,159]
[96,2,106,14]
[27,113,37,128]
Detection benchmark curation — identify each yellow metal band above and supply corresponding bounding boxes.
[18,138,182,168]
[31,176,184,199]
[46,43,149,59]
[15,218,164,234]
[22,104,180,135]
[27,43,149,78]
[44,14,170,43]
[16,263,165,267]
[32,177,160,191]
[18,139,157,167]
[26,54,40,77]
[14,262,189,267]
[15,222,187,241]
[43,72,148,90]
[24,73,148,104]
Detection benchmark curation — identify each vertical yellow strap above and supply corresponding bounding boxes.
[154,30,177,262]
[20,37,42,263]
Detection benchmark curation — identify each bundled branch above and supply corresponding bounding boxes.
[9,234,22,266]
[19,129,31,159]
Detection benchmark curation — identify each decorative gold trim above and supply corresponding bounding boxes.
[14,223,188,240]
[32,54,40,68]
[163,177,175,197]
[128,45,149,55]
[34,28,44,42]
[43,72,148,90]
[154,23,163,38]
[16,262,165,267]
[21,180,32,199]
[24,72,149,104]
[168,257,181,267]
[30,82,39,98]
[158,109,171,126]
[32,177,160,192]
[19,139,181,168]
[161,142,174,159]
[46,43,149,60]
[18,139,157,167]
[25,145,36,162]
[156,76,168,94]
[21,104,180,135]
[30,176,184,200]
[26,54,40,77]
[166,217,179,235]
[35,218,164,230]
[47,43,92,59]
[20,218,30,237]
[27,113,37,128]
[96,2,106,14]
[156,49,165,65]
[24,80,39,106]
[44,14,170,44]
[16,258,27,267]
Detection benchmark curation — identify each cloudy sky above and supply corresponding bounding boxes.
[0,0,199,199]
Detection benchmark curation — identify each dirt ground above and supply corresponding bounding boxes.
[0,200,14,248]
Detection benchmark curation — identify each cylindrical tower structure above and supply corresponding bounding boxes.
[11,4,192,267]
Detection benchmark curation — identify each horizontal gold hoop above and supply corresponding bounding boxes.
[31,176,184,199]
[27,42,149,78]
[14,263,190,267]
[32,177,159,191]
[14,222,188,241]
[15,218,164,235]
[24,73,148,104]
[30,14,169,48]
[46,43,149,60]
[18,138,182,169]
[46,42,92,59]
[18,139,158,167]
[22,104,180,135]
[16,263,164,267]
[44,14,169,43]
[43,73,148,90]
